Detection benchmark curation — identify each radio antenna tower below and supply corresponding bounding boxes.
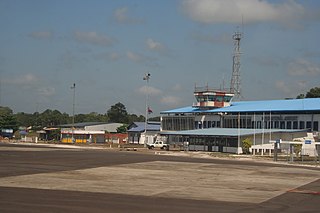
[230,29,243,100]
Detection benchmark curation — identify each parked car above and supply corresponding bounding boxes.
[147,141,169,150]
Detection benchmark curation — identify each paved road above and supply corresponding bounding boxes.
[0,142,319,212]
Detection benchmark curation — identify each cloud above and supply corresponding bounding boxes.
[93,52,121,61]
[191,32,230,44]
[28,31,53,40]
[181,0,307,28]
[4,73,38,85]
[37,87,55,96]
[288,58,320,76]
[113,7,143,24]
[160,95,182,107]
[275,80,308,98]
[126,51,154,64]
[146,38,166,52]
[73,31,115,46]
[138,85,162,96]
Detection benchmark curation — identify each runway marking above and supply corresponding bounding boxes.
[288,189,320,195]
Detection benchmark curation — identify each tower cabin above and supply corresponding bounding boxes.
[193,85,234,109]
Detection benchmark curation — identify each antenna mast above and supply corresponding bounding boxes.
[230,29,243,100]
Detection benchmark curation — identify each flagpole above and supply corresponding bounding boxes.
[143,73,150,146]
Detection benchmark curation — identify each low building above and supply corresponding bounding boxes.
[127,122,160,144]
[60,122,123,143]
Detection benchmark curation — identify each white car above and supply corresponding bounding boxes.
[147,141,169,150]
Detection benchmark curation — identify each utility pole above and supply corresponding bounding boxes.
[71,83,76,143]
[143,73,150,146]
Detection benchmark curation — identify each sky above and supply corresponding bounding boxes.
[1,0,320,116]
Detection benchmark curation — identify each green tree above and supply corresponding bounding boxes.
[14,112,35,128]
[127,114,145,124]
[305,87,320,98]
[296,87,320,99]
[0,106,18,130]
[117,124,128,133]
[296,94,305,99]
[38,109,69,127]
[107,102,128,123]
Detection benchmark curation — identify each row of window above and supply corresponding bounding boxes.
[195,121,221,129]
[196,95,232,103]
[162,116,320,132]
[197,120,319,131]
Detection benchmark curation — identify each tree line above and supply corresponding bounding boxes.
[0,102,153,132]
[1,87,319,132]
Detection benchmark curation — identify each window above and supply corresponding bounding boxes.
[286,121,292,129]
[203,121,207,128]
[207,121,212,128]
[293,121,298,129]
[280,121,285,129]
[216,121,221,127]
[306,121,312,129]
[274,121,279,129]
[212,121,216,128]
[299,121,305,129]
[257,121,262,129]
[313,121,319,131]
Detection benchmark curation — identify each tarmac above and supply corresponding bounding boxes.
[0,141,319,212]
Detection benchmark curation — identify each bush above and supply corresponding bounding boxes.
[241,138,252,154]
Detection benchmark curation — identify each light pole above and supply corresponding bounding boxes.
[143,73,150,146]
[71,83,76,144]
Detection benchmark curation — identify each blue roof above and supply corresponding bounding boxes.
[161,128,306,137]
[161,98,320,114]
[127,122,160,132]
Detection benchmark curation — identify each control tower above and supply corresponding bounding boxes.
[193,30,242,109]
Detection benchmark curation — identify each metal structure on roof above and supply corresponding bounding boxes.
[230,30,242,100]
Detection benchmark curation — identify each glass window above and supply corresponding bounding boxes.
[306,121,312,129]
[212,121,215,128]
[299,121,305,129]
[216,96,223,102]
[286,121,292,129]
[313,121,319,131]
[274,121,279,128]
[216,121,221,127]
[257,121,262,129]
[293,121,298,129]
[203,121,207,128]
[280,121,285,129]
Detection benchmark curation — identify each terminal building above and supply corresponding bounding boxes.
[160,86,320,154]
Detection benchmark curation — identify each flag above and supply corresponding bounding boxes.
[148,107,153,114]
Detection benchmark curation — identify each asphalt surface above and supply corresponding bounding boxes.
[0,142,319,213]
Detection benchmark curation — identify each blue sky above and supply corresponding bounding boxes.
[1,0,320,116]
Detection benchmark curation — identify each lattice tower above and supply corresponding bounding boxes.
[230,31,242,100]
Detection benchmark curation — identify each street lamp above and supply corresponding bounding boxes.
[143,73,150,146]
[71,83,76,144]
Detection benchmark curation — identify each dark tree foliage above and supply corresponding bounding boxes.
[107,102,129,123]
[75,112,108,123]
[305,87,320,98]
[1,102,147,130]
[0,106,18,130]
[297,87,320,99]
